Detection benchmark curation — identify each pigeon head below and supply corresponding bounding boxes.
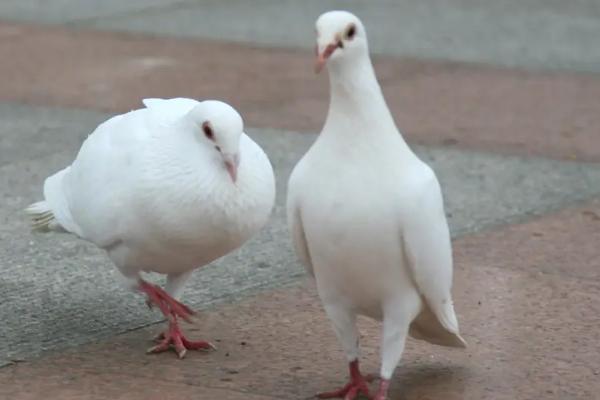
[187,100,243,182]
[314,11,368,73]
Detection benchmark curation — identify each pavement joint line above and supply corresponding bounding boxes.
[0,281,309,370]
[447,193,600,240]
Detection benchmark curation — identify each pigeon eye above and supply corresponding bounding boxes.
[345,24,356,40]
[202,122,214,141]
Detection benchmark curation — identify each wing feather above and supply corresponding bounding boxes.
[402,171,466,347]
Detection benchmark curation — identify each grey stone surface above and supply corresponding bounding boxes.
[2,0,600,73]
[0,103,104,167]
[2,103,600,366]
[0,0,184,24]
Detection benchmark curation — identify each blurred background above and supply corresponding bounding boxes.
[1,1,599,399]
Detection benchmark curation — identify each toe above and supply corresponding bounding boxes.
[317,383,351,399]
[176,347,187,359]
[183,339,216,351]
[146,342,170,354]
[343,386,359,400]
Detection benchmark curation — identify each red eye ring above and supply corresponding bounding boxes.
[202,121,214,140]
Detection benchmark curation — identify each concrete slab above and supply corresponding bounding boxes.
[2,103,600,366]
[0,102,104,167]
[0,0,184,24]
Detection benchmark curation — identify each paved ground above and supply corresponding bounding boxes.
[0,1,599,399]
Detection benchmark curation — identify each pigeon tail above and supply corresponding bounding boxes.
[25,166,79,235]
[24,201,61,231]
[409,301,467,348]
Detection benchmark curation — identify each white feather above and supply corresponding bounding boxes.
[27,98,275,292]
[287,11,465,383]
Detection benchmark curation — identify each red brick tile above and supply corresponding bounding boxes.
[2,251,598,399]
[0,365,276,400]
[1,22,600,161]
[456,199,600,280]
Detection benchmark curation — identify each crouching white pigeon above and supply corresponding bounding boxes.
[287,11,466,400]
[26,97,276,358]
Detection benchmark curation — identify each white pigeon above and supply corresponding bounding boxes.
[26,97,276,358]
[287,11,466,400]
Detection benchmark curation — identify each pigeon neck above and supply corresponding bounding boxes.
[327,55,382,108]
[326,55,410,149]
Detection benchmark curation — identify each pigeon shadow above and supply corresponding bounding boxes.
[387,363,469,400]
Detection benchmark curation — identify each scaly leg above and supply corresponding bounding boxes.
[317,359,371,399]
[371,298,418,400]
[317,304,370,399]
[138,279,215,359]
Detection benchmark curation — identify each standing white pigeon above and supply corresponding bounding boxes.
[26,97,275,358]
[287,11,466,400]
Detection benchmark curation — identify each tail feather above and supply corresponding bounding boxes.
[409,301,467,348]
[25,201,62,232]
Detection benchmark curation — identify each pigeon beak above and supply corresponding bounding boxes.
[223,153,240,183]
[315,41,342,73]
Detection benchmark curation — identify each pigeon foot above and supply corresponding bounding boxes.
[317,360,371,400]
[147,321,216,359]
[139,279,216,358]
[371,379,390,400]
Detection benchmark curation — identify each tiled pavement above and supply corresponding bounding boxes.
[1,2,599,399]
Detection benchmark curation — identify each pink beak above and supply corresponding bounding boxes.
[315,42,341,73]
[224,154,240,183]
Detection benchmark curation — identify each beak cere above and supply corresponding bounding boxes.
[223,154,240,183]
[315,41,342,73]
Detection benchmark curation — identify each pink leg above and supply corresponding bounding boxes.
[138,280,216,359]
[372,379,390,400]
[317,360,371,400]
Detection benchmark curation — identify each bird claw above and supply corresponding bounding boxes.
[146,343,187,359]
[317,378,371,400]
[317,361,371,400]
[148,329,215,359]
[139,280,213,358]
[316,384,368,400]
[181,336,216,352]
[371,379,390,400]
[177,348,187,359]
[146,342,169,354]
